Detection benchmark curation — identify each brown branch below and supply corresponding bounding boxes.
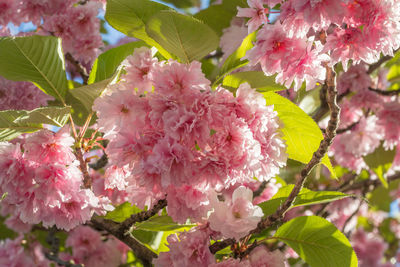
[342,172,400,192]
[75,147,92,188]
[253,181,268,198]
[44,228,83,267]
[367,55,393,74]
[336,120,360,134]
[210,68,341,254]
[65,52,89,84]
[45,252,83,267]
[91,216,157,267]
[119,199,167,235]
[368,87,400,96]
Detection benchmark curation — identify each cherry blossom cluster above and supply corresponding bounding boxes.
[0,127,111,231]
[0,0,103,63]
[0,76,52,111]
[60,226,127,267]
[93,47,286,239]
[154,226,285,267]
[0,236,50,267]
[234,0,400,90]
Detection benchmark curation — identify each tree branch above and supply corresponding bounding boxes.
[367,55,393,74]
[91,216,157,267]
[65,52,89,84]
[342,172,400,192]
[119,198,167,235]
[368,87,400,96]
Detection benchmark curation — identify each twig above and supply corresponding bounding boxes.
[367,55,393,74]
[75,147,92,188]
[65,53,89,84]
[44,228,83,267]
[342,172,400,192]
[88,153,108,170]
[210,67,341,254]
[368,87,400,96]
[90,216,157,267]
[119,199,167,235]
[336,120,360,134]
[253,181,268,198]
[45,252,83,267]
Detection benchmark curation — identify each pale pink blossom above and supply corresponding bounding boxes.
[42,2,103,63]
[377,101,400,149]
[122,47,159,94]
[209,186,264,240]
[337,63,372,95]
[166,185,210,223]
[324,27,378,70]
[237,0,269,33]
[24,126,75,165]
[66,226,124,267]
[93,83,150,136]
[249,246,286,267]
[153,228,215,267]
[329,135,368,174]
[351,228,388,267]
[0,76,52,110]
[220,23,248,62]
[209,258,251,267]
[0,236,50,267]
[280,0,347,38]
[153,60,211,98]
[275,41,329,90]
[341,116,383,157]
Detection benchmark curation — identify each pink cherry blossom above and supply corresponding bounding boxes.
[153,228,215,267]
[166,184,210,224]
[209,186,264,240]
[24,126,75,165]
[237,0,269,33]
[337,63,372,95]
[249,245,286,267]
[351,228,388,267]
[377,101,400,149]
[220,23,248,62]
[66,226,124,267]
[42,2,103,63]
[0,236,50,267]
[0,76,53,111]
[209,258,251,267]
[122,47,159,94]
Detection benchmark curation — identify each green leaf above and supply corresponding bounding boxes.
[0,36,68,103]
[104,202,142,223]
[263,92,335,176]
[161,0,197,8]
[134,215,195,232]
[223,71,287,92]
[258,185,351,217]
[194,5,235,36]
[69,78,114,112]
[219,32,256,78]
[146,10,219,63]
[274,216,358,267]
[88,41,148,84]
[105,0,172,59]
[0,106,71,141]
[363,145,397,188]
